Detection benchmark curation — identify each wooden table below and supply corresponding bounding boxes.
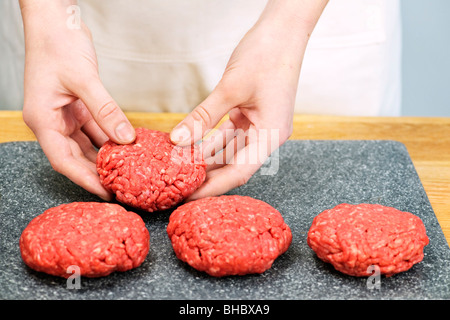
[1,110,449,245]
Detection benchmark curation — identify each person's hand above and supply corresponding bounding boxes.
[170,0,328,200]
[20,0,135,200]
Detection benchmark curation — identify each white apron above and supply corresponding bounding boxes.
[0,0,401,116]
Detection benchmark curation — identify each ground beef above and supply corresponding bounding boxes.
[19,202,150,278]
[97,128,206,212]
[167,195,292,277]
[307,203,429,277]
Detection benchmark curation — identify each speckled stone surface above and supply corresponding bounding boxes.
[1,140,449,300]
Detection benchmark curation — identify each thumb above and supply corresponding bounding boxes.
[170,89,233,146]
[74,78,135,144]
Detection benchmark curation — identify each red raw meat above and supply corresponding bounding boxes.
[167,195,292,277]
[20,202,150,278]
[97,128,206,212]
[307,203,429,277]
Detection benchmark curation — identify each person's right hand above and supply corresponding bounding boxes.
[20,0,135,200]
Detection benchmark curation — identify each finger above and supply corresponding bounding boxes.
[202,109,250,171]
[205,126,248,172]
[69,130,99,163]
[67,99,109,148]
[187,141,265,201]
[72,77,135,145]
[37,129,112,201]
[228,108,251,132]
[201,119,236,160]
[81,117,109,148]
[170,89,233,146]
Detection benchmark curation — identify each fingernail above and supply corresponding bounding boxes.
[115,122,135,143]
[171,125,191,144]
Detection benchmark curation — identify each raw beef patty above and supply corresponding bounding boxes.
[97,128,206,212]
[307,203,429,277]
[20,202,150,278]
[167,195,292,277]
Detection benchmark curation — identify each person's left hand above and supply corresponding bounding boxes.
[170,2,322,200]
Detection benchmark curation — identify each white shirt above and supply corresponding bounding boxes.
[0,0,401,116]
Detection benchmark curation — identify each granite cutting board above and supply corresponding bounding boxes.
[1,140,449,300]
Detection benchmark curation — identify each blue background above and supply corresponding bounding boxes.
[401,0,450,116]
